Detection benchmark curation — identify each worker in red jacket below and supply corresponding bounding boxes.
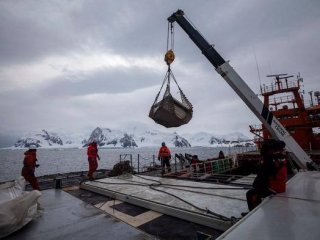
[245,139,287,212]
[158,142,171,174]
[87,141,100,180]
[21,145,40,190]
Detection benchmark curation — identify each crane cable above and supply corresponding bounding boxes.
[151,23,175,105]
[152,21,191,109]
[166,22,174,52]
[165,22,175,66]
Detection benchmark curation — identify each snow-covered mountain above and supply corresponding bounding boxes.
[11,124,254,149]
[82,127,192,148]
[82,127,138,148]
[183,131,253,147]
[14,129,87,148]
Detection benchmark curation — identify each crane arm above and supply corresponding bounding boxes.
[168,9,311,169]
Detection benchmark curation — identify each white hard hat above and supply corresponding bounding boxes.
[29,145,37,150]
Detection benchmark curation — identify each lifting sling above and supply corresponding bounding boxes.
[149,66,193,128]
[149,21,193,127]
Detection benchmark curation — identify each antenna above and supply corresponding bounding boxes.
[309,91,314,106]
[266,74,288,90]
[314,91,320,105]
[266,74,288,78]
[278,75,294,80]
[252,47,261,86]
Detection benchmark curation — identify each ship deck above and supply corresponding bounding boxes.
[3,174,226,240]
[217,171,320,240]
[3,171,320,239]
[4,188,152,240]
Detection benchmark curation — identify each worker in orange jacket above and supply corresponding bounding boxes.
[87,141,100,180]
[158,142,171,174]
[245,139,287,212]
[21,145,40,190]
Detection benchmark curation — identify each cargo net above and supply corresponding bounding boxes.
[149,67,193,128]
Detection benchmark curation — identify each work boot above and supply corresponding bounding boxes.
[87,174,94,181]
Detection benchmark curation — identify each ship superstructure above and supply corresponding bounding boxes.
[250,74,320,162]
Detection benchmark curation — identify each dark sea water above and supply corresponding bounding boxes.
[0,146,255,182]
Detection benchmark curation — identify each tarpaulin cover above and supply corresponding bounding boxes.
[0,177,42,238]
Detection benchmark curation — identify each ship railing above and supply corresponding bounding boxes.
[187,158,235,179]
[119,154,155,174]
[119,154,184,176]
[269,95,296,107]
[261,80,299,94]
[22,169,110,190]
[308,114,320,126]
[119,154,133,167]
[117,147,257,177]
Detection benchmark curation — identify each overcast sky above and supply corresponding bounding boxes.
[0,0,319,146]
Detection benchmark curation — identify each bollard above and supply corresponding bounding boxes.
[54,177,62,189]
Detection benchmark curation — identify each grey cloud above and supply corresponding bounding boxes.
[0,1,77,66]
[0,0,319,141]
[39,67,163,97]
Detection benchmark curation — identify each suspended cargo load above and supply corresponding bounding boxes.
[149,67,193,128]
[149,21,193,128]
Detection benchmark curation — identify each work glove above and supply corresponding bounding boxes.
[35,164,40,168]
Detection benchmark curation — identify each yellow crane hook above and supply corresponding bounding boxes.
[164,49,175,66]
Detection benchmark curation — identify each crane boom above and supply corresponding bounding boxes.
[168,9,311,169]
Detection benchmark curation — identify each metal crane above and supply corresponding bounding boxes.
[168,9,311,169]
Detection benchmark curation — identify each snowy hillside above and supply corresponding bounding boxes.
[14,129,87,148]
[184,132,253,147]
[11,123,254,149]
